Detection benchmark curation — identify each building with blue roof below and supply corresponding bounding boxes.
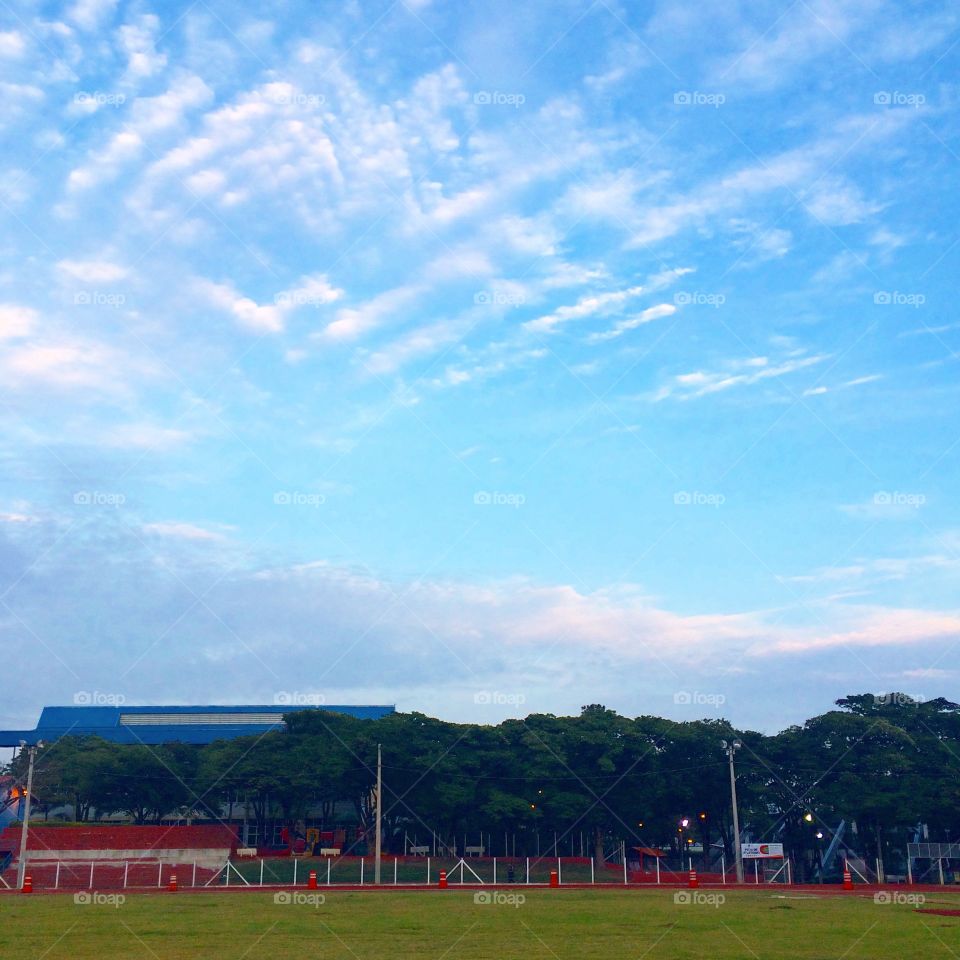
[0,703,395,747]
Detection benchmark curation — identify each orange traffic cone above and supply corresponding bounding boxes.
[168,873,178,892]
[438,869,448,889]
[308,870,318,890]
[21,874,32,894]
[843,863,853,890]
[549,870,559,888]
[688,869,699,889]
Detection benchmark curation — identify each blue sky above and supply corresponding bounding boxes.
[0,0,958,733]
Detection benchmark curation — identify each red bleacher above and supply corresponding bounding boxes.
[0,823,238,856]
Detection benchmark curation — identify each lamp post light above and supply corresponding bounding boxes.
[16,740,41,890]
[721,739,744,884]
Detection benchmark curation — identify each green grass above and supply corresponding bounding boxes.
[2,888,958,959]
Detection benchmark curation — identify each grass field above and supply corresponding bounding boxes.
[2,888,957,959]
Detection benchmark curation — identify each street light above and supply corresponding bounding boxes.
[16,739,42,890]
[721,739,744,884]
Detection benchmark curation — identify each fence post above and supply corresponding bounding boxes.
[90,861,95,890]
[526,857,530,885]
[590,857,595,884]
[939,858,945,886]
[721,854,725,884]
[394,857,398,885]
[123,861,128,889]
[158,862,162,889]
[558,858,562,885]
[361,857,364,886]
[55,860,60,890]
[622,842,627,886]
[656,856,660,885]
[293,858,297,887]
[427,856,431,886]
[259,859,264,887]
[907,853,913,885]
[192,862,197,888]
[493,857,497,885]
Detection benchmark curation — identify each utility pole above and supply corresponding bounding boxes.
[722,739,744,883]
[17,741,40,890]
[374,743,382,885]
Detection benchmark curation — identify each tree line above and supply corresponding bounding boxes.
[5,694,958,878]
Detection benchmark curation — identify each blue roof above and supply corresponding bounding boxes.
[0,704,395,746]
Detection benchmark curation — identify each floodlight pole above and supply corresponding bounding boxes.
[374,743,382,885]
[723,740,744,884]
[17,742,38,889]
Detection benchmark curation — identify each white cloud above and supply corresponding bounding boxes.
[143,521,227,542]
[524,285,647,334]
[117,14,167,81]
[57,259,129,283]
[0,304,36,339]
[101,424,194,450]
[198,280,285,334]
[654,352,829,401]
[67,0,118,30]
[0,339,145,392]
[0,30,26,57]
[68,75,213,191]
[587,302,677,342]
[322,284,427,341]
[803,179,882,225]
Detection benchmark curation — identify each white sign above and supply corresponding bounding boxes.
[741,843,784,859]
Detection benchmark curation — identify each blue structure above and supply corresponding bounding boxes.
[0,704,395,747]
